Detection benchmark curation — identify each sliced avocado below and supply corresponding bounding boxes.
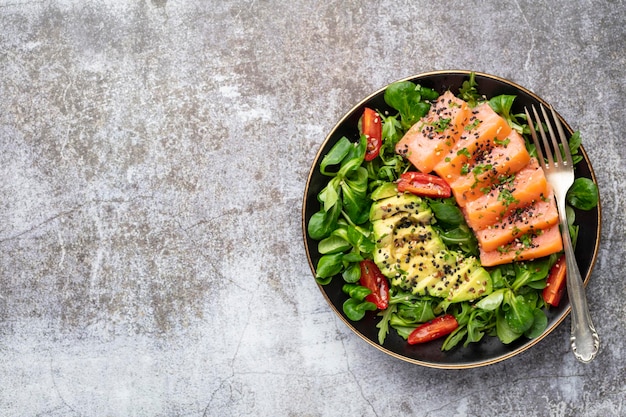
[372,214,400,276]
[405,251,459,296]
[446,259,493,302]
[419,251,464,299]
[372,214,398,247]
[390,243,450,290]
[369,193,431,222]
[370,193,492,303]
[392,226,446,275]
[373,212,445,278]
[394,225,445,260]
[409,272,441,296]
[370,182,398,201]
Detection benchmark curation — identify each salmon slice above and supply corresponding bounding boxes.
[475,191,559,252]
[479,223,563,267]
[450,130,531,207]
[395,91,470,173]
[433,103,511,184]
[463,158,549,231]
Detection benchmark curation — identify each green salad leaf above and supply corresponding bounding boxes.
[384,81,438,130]
[503,292,536,334]
[488,94,527,134]
[566,177,599,210]
[459,72,481,107]
[320,137,352,176]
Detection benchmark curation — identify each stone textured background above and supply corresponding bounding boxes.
[1,1,625,416]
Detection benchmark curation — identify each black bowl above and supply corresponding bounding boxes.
[302,70,601,368]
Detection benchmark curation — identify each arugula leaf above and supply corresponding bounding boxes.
[465,309,494,346]
[441,302,493,350]
[439,226,479,256]
[380,113,403,147]
[395,301,436,325]
[459,72,481,107]
[377,304,397,344]
[392,325,418,340]
[442,327,468,351]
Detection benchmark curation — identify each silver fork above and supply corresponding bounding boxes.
[525,104,599,363]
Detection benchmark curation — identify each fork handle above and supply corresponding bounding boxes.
[558,201,600,363]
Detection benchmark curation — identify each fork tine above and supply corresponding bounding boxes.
[531,105,555,168]
[550,105,574,167]
[540,104,564,166]
[524,107,546,170]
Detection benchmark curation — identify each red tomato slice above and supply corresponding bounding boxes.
[543,255,567,306]
[407,314,459,345]
[359,259,389,309]
[397,172,452,198]
[362,107,382,161]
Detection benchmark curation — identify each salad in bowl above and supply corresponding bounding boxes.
[302,71,600,368]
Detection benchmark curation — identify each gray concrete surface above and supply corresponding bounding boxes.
[1,1,625,416]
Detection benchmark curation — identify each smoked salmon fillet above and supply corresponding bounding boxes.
[463,157,549,231]
[449,130,531,207]
[433,103,512,185]
[395,91,470,174]
[474,191,559,252]
[479,223,563,267]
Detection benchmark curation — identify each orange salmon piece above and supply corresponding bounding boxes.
[395,91,470,174]
[479,223,563,267]
[463,158,549,231]
[450,130,531,207]
[475,191,559,252]
[433,103,511,184]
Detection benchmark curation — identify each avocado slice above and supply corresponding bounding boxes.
[369,193,431,222]
[401,251,459,295]
[370,193,492,303]
[372,212,444,278]
[370,182,399,201]
[446,259,493,302]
